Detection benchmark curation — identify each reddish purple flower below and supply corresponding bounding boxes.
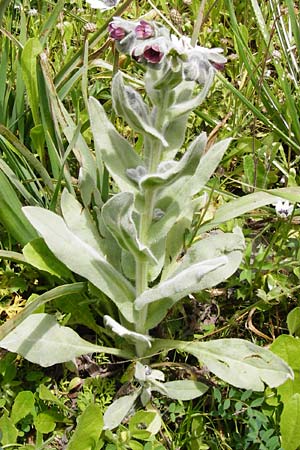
[108,22,126,41]
[135,20,154,39]
[143,44,164,64]
[211,61,225,71]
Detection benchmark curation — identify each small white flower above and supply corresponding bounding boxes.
[275,199,294,218]
[86,0,120,11]
[28,8,38,16]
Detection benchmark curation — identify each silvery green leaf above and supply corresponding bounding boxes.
[104,316,152,347]
[167,67,214,121]
[149,133,207,244]
[23,206,135,322]
[112,72,168,147]
[88,97,142,193]
[179,339,294,391]
[134,256,227,313]
[60,189,103,255]
[139,134,204,190]
[103,389,141,430]
[102,192,157,264]
[191,138,232,196]
[0,313,132,367]
[145,230,245,329]
[163,380,209,400]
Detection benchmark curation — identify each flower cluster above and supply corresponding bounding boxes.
[108,17,226,84]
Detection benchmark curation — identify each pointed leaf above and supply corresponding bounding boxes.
[60,189,103,254]
[103,390,141,430]
[102,192,157,264]
[0,313,132,366]
[135,256,227,330]
[167,68,214,120]
[104,316,152,348]
[149,133,208,243]
[89,96,142,193]
[0,283,86,340]
[23,206,135,322]
[139,133,205,190]
[23,238,73,280]
[112,72,168,146]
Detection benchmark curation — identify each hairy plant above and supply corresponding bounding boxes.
[0,16,294,431]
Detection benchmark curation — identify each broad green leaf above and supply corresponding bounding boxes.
[34,412,56,434]
[21,38,42,126]
[102,192,156,264]
[287,307,300,337]
[66,404,103,450]
[280,394,300,450]
[112,72,167,146]
[23,207,135,322]
[271,335,300,411]
[180,338,293,391]
[0,283,86,340]
[148,338,293,391]
[163,380,209,400]
[0,413,18,446]
[11,391,35,424]
[103,389,141,430]
[60,189,103,254]
[23,238,73,281]
[199,187,300,233]
[135,256,227,311]
[89,96,142,193]
[0,313,133,366]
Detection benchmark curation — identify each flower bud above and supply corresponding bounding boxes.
[108,22,126,40]
[135,20,155,39]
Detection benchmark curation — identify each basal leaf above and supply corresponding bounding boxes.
[0,313,132,366]
[23,206,135,322]
[181,338,293,391]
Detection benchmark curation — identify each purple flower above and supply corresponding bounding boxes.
[143,44,164,63]
[211,61,226,71]
[108,22,126,41]
[135,20,154,39]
